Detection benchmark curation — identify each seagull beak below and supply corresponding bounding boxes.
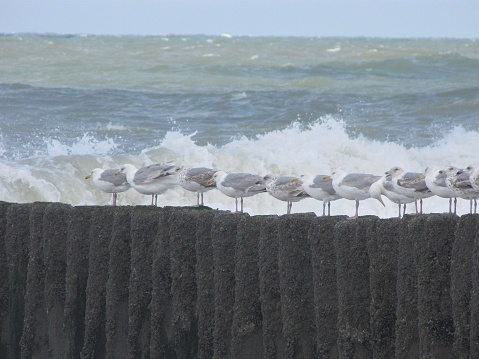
[290,177,299,183]
[207,179,215,185]
[322,175,330,180]
[85,175,91,180]
[378,198,385,207]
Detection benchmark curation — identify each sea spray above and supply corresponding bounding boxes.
[1,118,478,217]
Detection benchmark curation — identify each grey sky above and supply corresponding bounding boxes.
[2,0,478,38]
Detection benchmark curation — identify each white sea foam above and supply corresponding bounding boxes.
[46,134,117,157]
[1,118,479,218]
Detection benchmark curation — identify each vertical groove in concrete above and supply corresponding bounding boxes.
[367,218,400,359]
[80,207,115,359]
[258,216,284,359]
[43,203,70,358]
[277,214,317,358]
[0,202,11,358]
[20,202,49,359]
[211,213,241,358]
[395,216,425,359]
[195,211,216,359]
[129,207,159,358]
[168,209,200,359]
[416,215,456,358]
[468,216,479,358]
[105,207,132,359]
[63,207,92,359]
[309,216,343,358]
[5,204,31,359]
[451,214,476,358]
[149,207,174,358]
[231,216,263,359]
[334,217,377,359]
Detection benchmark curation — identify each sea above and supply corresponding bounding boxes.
[1,33,478,218]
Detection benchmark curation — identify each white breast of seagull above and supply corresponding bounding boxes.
[266,176,308,202]
[302,174,340,202]
[178,167,216,193]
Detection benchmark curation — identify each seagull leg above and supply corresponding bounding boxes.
[470,199,473,214]
[240,197,244,213]
[403,203,407,217]
[420,198,423,214]
[454,198,457,215]
[196,192,200,206]
[235,197,239,212]
[112,193,117,207]
[322,201,326,216]
[200,192,204,206]
[287,201,293,215]
[449,198,452,214]
[348,200,360,220]
[328,202,331,216]
[397,203,401,218]
[475,199,477,214]
[414,200,419,214]
[151,195,155,206]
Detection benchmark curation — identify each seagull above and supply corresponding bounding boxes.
[327,170,384,219]
[85,168,131,206]
[117,162,180,206]
[424,166,457,214]
[385,166,433,214]
[266,176,310,214]
[302,174,341,216]
[445,166,479,214]
[369,175,415,218]
[208,170,271,213]
[177,167,217,206]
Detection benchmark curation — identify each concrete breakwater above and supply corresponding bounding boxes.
[0,202,478,359]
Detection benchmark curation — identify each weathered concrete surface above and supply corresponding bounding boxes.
[0,203,478,358]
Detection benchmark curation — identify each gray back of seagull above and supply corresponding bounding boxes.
[311,175,336,194]
[134,163,177,183]
[100,169,128,186]
[342,173,381,190]
[223,173,264,192]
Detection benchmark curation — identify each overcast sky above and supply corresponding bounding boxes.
[2,0,478,38]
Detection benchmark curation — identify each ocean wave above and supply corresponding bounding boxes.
[2,118,478,218]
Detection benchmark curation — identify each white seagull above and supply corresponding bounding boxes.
[369,175,415,218]
[385,166,433,214]
[118,162,180,206]
[85,168,131,206]
[327,170,384,219]
[177,167,217,206]
[266,176,310,215]
[424,166,457,214]
[445,166,479,214]
[302,174,341,216]
[208,171,271,213]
